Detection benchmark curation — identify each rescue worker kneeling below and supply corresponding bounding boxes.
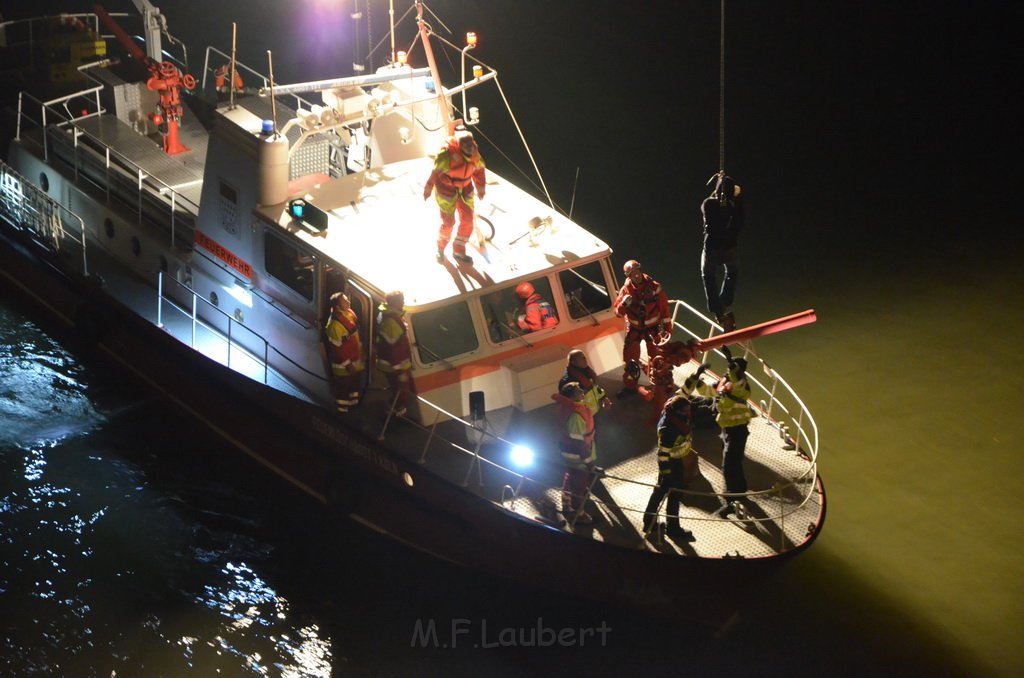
[642,394,698,542]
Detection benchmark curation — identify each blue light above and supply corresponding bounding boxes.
[510,444,534,469]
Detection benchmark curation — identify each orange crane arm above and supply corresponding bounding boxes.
[655,309,817,366]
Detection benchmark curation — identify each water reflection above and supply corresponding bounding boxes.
[189,561,333,677]
[0,304,332,675]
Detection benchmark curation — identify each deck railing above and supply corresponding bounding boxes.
[155,271,328,396]
[382,335,820,546]
[667,297,820,483]
[15,89,198,249]
[0,158,89,275]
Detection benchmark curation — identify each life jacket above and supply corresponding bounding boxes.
[559,364,606,415]
[430,138,485,191]
[615,274,668,330]
[713,369,752,427]
[552,392,596,465]
[657,404,694,460]
[517,293,558,331]
[325,308,363,373]
[375,304,412,372]
[684,366,752,428]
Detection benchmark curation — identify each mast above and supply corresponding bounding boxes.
[416,0,452,132]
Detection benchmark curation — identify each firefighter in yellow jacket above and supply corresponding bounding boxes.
[642,394,697,542]
[552,381,597,525]
[423,128,487,265]
[375,290,414,417]
[325,292,364,413]
[684,350,753,516]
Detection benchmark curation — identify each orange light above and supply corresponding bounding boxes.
[466,32,477,47]
[472,65,482,78]
[396,50,407,65]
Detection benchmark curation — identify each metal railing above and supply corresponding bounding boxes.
[377,335,820,552]
[155,271,328,392]
[0,158,89,275]
[15,89,199,250]
[667,297,820,478]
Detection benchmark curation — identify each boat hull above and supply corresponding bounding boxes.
[0,219,819,625]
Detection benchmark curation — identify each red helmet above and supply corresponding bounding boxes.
[515,282,534,299]
[623,259,642,276]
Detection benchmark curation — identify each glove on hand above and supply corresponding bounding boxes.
[694,363,711,379]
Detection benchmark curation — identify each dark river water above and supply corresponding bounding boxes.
[2,1,1022,676]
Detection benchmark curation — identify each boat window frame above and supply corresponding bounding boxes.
[480,275,561,345]
[407,298,480,367]
[558,258,615,322]
[262,228,317,303]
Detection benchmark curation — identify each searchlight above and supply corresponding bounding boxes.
[510,444,534,469]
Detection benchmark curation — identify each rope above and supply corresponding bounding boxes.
[719,0,726,174]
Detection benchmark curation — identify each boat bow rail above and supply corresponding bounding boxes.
[371,300,823,558]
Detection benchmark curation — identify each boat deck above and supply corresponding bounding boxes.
[359,359,823,560]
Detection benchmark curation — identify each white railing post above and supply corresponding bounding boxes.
[157,271,164,328]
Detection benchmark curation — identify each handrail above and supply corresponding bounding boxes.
[0,158,89,275]
[381,351,819,538]
[157,271,328,386]
[16,90,201,248]
[667,297,819,468]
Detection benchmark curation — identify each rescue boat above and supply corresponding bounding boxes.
[0,2,825,622]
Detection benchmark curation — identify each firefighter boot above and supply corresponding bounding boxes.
[665,523,696,542]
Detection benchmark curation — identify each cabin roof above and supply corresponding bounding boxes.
[255,157,611,308]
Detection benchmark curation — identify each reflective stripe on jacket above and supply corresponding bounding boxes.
[326,308,364,375]
[614,274,670,330]
[684,366,752,428]
[424,138,486,197]
[375,304,412,372]
[559,365,606,416]
[517,293,558,331]
[552,392,596,466]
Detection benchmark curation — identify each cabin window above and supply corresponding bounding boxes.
[264,232,314,301]
[559,261,612,320]
[482,277,559,343]
[409,301,478,363]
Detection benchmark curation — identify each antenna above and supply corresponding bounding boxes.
[568,166,580,219]
[229,22,238,110]
[267,50,278,136]
[389,0,396,63]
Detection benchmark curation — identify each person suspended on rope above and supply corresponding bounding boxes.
[700,172,744,332]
